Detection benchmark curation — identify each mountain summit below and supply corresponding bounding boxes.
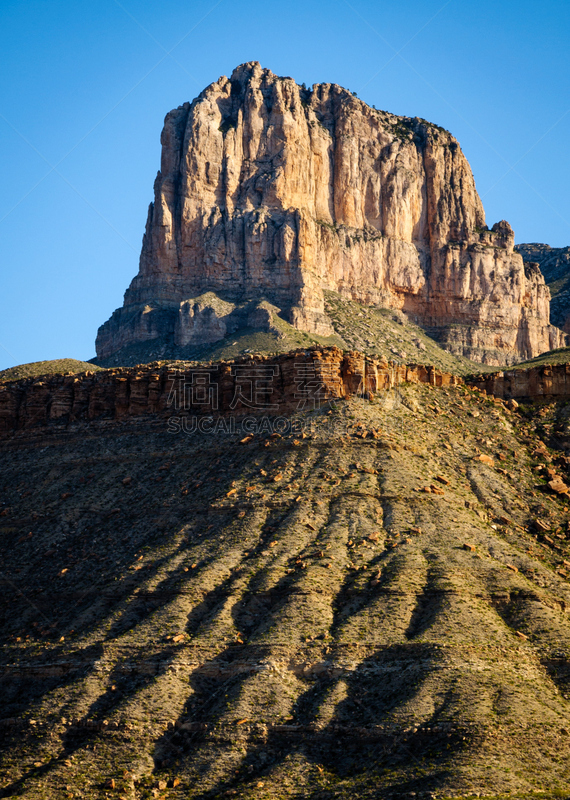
[96,62,564,365]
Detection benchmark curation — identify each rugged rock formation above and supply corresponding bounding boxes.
[516,243,570,331]
[471,362,570,399]
[8,341,570,434]
[97,62,565,365]
[0,347,460,433]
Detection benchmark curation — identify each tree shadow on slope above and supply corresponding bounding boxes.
[0,632,194,799]
[0,421,266,648]
[159,643,460,799]
[0,642,106,799]
[292,648,460,796]
[490,589,570,697]
[151,556,334,785]
[0,642,104,722]
[150,528,454,795]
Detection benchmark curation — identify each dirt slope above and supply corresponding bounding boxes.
[1,383,570,798]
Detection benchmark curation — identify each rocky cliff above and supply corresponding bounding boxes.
[97,62,565,365]
[516,242,570,331]
[7,344,570,435]
[0,347,460,433]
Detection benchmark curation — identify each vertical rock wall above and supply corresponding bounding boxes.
[96,62,565,365]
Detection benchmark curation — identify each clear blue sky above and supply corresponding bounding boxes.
[1,0,569,370]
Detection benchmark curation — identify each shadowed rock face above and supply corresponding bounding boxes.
[97,62,565,365]
[516,242,570,331]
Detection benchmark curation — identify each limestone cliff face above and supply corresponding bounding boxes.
[516,243,570,332]
[97,62,565,365]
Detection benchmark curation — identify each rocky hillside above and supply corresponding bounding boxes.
[0,359,103,383]
[96,62,565,367]
[3,354,570,798]
[516,243,570,331]
[94,290,490,376]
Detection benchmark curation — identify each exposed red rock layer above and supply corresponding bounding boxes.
[0,348,459,433]
[6,349,570,434]
[96,62,565,365]
[471,364,570,399]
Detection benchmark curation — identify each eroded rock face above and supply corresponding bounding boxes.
[516,243,570,331]
[471,363,570,399]
[0,347,460,432]
[175,293,235,346]
[97,62,565,364]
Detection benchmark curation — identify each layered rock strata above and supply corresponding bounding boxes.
[97,62,565,365]
[7,343,570,434]
[0,347,459,433]
[471,363,570,399]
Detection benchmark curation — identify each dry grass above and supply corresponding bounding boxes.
[0,359,103,383]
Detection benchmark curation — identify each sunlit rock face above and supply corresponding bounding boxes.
[96,62,565,365]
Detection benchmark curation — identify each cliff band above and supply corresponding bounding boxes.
[5,346,570,434]
[0,348,460,433]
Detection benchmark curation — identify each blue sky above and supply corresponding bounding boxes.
[0,0,569,370]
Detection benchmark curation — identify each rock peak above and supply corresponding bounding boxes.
[96,64,566,365]
[229,60,265,81]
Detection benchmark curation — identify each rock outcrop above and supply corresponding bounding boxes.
[7,346,570,434]
[97,62,565,365]
[471,363,570,399]
[516,243,570,331]
[0,347,460,433]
